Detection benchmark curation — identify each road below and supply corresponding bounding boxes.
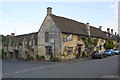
[2,55,119,78]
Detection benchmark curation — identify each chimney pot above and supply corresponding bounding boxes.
[107,28,110,33]
[111,29,113,34]
[11,33,15,37]
[117,34,119,36]
[115,32,117,35]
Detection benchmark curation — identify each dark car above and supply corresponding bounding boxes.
[91,50,107,59]
[105,49,115,56]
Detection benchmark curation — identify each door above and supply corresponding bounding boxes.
[15,50,19,59]
[46,46,52,57]
[9,52,14,59]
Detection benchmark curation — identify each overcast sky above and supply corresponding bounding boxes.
[0,1,119,36]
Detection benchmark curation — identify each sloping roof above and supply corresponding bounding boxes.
[50,14,108,39]
[90,26,108,39]
[11,32,38,45]
[50,14,88,36]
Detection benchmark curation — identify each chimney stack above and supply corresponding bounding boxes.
[99,26,102,30]
[117,34,119,36]
[47,7,52,15]
[107,28,110,33]
[111,29,113,34]
[11,33,15,37]
[86,23,90,36]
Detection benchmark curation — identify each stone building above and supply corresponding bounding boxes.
[3,32,38,60]
[2,7,120,60]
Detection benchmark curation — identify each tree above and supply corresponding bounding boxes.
[104,40,114,49]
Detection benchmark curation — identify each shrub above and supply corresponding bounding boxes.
[50,57,60,62]
[26,56,34,61]
[82,52,86,58]
[104,40,114,49]
[40,55,45,60]
[75,53,80,59]
[36,55,39,59]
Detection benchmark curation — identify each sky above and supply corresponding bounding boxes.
[0,1,119,36]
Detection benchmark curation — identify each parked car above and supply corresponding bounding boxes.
[105,49,115,56]
[91,50,107,59]
[113,49,120,55]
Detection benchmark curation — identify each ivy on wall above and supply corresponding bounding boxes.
[104,40,114,49]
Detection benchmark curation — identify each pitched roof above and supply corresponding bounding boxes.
[50,14,108,39]
[50,14,88,36]
[12,32,38,45]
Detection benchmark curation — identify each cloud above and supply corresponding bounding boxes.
[104,2,118,34]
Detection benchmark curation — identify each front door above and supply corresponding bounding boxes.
[15,50,19,59]
[46,46,52,57]
[78,46,81,56]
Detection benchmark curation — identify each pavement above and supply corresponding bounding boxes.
[2,55,119,79]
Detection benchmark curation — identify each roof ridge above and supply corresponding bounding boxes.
[15,32,38,37]
[51,14,86,25]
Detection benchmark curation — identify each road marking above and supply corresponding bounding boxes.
[3,66,43,76]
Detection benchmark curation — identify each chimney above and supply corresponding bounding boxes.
[86,23,90,36]
[117,34,119,36]
[47,7,52,15]
[115,32,117,35]
[99,26,102,30]
[107,28,110,33]
[111,29,113,34]
[11,33,15,37]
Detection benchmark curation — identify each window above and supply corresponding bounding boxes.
[78,35,81,41]
[45,32,49,42]
[68,47,73,54]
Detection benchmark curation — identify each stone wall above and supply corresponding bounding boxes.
[38,15,62,59]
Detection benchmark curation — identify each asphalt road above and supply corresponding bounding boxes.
[2,55,119,78]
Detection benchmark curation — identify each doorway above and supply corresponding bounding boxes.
[15,50,19,59]
[45,46,52,57]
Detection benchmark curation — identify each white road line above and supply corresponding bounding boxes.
[3,66,43,76]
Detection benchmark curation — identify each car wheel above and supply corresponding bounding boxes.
[100,55,103,59]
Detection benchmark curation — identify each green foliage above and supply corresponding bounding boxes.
[82,52,85,56]
[40,55,45,60]
[0,35,6,43]
[88,37,92,44]
[36,55,45,60]
[36,54,39,59]
[50,57,61,62]
[26,56,34,61]
[93,38,99,46]
[81,36,87,41]
[75,53,80,59]
[104,40,114,49]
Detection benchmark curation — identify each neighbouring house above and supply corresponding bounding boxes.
[2,7,120,60]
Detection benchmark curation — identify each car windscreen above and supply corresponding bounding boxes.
[106,49,111,52]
